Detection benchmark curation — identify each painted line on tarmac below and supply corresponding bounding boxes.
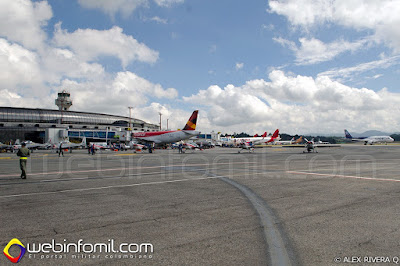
[0,167,270,185]
[286,171,400,182]
[0,176,222,199]
[0,171,167,186]
[0,170,279,197]
[0,161,259,178]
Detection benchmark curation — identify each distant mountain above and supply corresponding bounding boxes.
[305,130,397,138]
[358,130,390,137]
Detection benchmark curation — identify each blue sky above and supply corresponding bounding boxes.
[1,0,400,134]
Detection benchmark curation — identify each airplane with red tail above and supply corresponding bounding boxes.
[132,110,200,144]
[236,130,280,153]
[255,129,280,145]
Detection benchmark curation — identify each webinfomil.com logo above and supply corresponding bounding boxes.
[3,238,153,262]
[3,238,26,263]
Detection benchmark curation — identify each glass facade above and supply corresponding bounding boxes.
[0,107,153,128]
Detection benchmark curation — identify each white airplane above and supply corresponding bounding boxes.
[184,142,203,152]
[237,130,280,153]
[0,142,14,152]
[133,110,200,144]
[254,129,280,145]
[56,137,87,153]
[232,132,267,146]
[317,138,330,144]
[89,142,115,151]
[303,138,318,153]
[12,140,53,152]
[274,137,295,145]
[235,132,267,153]
[125,141,146,152]
[344,129,394,145]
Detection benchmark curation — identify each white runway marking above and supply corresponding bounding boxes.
[0,161,259,178]
[0,171,274,199]
[0,176,221,199]
[286,171,400,183]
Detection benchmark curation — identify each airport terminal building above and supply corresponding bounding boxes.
[0,107,159,143]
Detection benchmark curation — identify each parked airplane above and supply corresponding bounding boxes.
[56,137,87,153]
[237,130,280,153]
[126,141,146,152]
[303,138,318,153]
[90,142,112,151]
[132,110,200,144]
[236,132,268,153]
[344,129,394,145]
[317,139,330,144]
[255,129,280,145]
[0,142,11,150]
[184,142,203,151]
[294,136,303,144]
[12,140,52,152]
[233,132,267,146]
[274,137,295,145]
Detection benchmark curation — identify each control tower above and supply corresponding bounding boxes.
[55,90,73,111]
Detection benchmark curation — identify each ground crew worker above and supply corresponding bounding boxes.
[59,143,64,157]
[178,142,183,153]
[17,142,30,179]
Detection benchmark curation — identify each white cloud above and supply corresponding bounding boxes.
[113,71,178,100]
[209,44,217,53]
[0,89,53,109]
[235,62,244,70]
[0,39,43,94]
[0,0,177,129]
[269,0,400,52]
[154,0,184,7]
[274,37,370,65]
[78,0,184,17]
[261,24,275,31]
[40,48,106,85]
[51,71,177,116]
[318,55,400,82]
[78,0,148,18]
[53,24,159,68]
[146,16,168,24]
[0,0,52,50]
[184,70,399,134]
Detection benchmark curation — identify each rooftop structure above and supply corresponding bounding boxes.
[55,90,73,111]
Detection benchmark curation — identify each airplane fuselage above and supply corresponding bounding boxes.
[134,130,200,144]
[363,136,394,145]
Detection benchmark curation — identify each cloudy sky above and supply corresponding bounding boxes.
[1,0,400,135]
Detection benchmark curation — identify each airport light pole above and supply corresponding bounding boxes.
[128,107,133,130]
[128,107,133,142]
[159,112,162,131]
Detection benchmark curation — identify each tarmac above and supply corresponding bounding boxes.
[0,144,400,265]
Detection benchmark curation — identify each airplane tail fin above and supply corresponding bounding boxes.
[344,129,353,139]
[182,110,199,131]
[81,137,87,146]
[294,136,303,144]
[262,132,267,138]
[272,129,279,138]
